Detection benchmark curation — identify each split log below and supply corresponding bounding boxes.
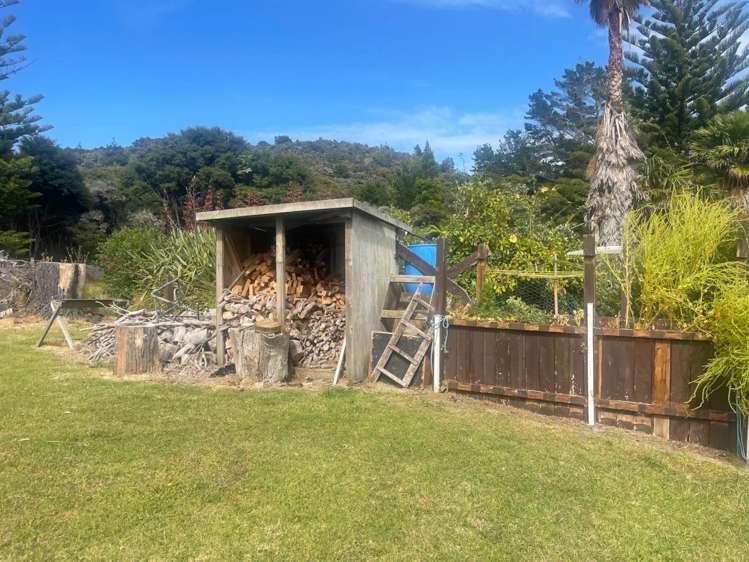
[114,325,160,376]
[256,319,289,383]
[229,326,260,380]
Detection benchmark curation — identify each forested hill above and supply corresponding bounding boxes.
[42,129,457,258]
[74,134,413,195]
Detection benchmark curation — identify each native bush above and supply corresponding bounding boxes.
[137,226,216,309]
[97,227,167,301]
[97,226,215,309]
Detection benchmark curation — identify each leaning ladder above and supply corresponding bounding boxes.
[371,277,435,387]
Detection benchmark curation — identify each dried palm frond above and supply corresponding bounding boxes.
[586,103,644,244]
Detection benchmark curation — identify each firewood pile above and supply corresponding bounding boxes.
[0,256,31,317]
[222,249,345,367]
[83,309,219,375]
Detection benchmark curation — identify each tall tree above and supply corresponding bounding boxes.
[475,63,606,183]
[19,137,90,256]
[525,62,608,178]
[0,0,49,255]
[577,0,645,244]
[627,0,749,154]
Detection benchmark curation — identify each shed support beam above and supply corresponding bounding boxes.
[216,227,226,366]
[275,217,286,324]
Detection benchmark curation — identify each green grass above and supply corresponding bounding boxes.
[1,324,748,561]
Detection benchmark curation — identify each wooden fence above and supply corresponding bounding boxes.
[444,319,739,452]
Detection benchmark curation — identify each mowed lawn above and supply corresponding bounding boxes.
[1,324,748,561]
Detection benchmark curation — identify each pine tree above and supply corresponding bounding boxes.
[627,0,749,153]
[525,62,607,178]
[0,0,49,255]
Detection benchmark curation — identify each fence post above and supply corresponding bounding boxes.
[432,237,448,393]
[738,238,749,460]
[583,234,596,426]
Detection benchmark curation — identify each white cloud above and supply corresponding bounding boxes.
[392,0,570,18]
[246,106,525,166]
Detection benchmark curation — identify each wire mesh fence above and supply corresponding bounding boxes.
[465,255,585,325]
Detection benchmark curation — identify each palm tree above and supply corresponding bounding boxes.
[691,110,749,206]
[578,0,645,244]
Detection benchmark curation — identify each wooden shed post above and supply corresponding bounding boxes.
[583,233,596,426]
[275,216,286,324]
[215,226,226,366]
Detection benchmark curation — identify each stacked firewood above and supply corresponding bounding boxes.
[223,249,345,367]
[83,309,218,375]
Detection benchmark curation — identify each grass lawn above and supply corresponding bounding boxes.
[1,323,748,561]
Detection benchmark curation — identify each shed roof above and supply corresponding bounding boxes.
[196,198,412,232]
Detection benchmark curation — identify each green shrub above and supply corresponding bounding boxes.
[0,231,31,257]
[137,227,216,310]
[96,226,215,310]
[96,227,167,301]
[465,293,555,324]
[694,280,749,413]
[626,192,740,332]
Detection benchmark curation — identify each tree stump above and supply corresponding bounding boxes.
[115,325,160,376]
[256,319,289,383]
[229,326,260,381]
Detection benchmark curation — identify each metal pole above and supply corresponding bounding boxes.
[583,234,596,426]
[586,302,595,426]
[432,315,442,393]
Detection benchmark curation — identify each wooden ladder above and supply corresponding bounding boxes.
[371,276,435,387]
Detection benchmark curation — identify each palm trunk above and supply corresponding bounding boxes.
[608,8,624,110]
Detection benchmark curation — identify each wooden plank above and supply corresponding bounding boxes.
[553,335,574,395]
[595,398,734,423]
[56,316,75,350]
[446,324,458,381]
[468,328,484,384]
[709,421,735,451]
[539,333,555,392]
[275,217,286,323]
[445,381,587,406]
[56,299,126,310]
[197,198,412,233]
[602,337,634,401]
[447,252,479,278]
[524,334,541,391]
[669,419,690,442]
[483,329,497,386]
[508,332,525,389]
[632,339,653,403]
[688,420,710,446]
[652,341,671,403]
[447,319,710,341]
[443,381,735,423]
[215,227,225,366]
[434,237,447,315]
[396,243,437,276]
[669,340,693,404]
[390,275,436,284]
[455,327,469,384]
[381,309,428,320]
[573,336,586,396]
[495,331,511,387]
[36,303,61,348]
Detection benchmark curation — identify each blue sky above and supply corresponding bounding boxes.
[10,0,609,166]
